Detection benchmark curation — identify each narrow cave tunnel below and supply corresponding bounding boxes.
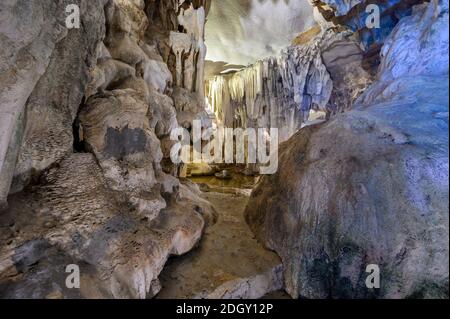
[0,0,448,302]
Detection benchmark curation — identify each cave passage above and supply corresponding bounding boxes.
[0,0,448,300]
[154,0,322,298]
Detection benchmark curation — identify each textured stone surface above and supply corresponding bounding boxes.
[78,0,211,220]
[0,0,108,205]
[321,33,373,114]
[311,0,426,48]
[315,0,364,16]
[206,38,331,141]
[79,89,167,220]
[172,86,208,129]
[0,0,214,299]
[245,0,449,299]
[0,154,210,298]
[206,28,370,142]
[1,0,448,301]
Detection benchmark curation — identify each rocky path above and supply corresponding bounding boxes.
[157,184,283,299]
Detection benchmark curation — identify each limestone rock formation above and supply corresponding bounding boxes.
[206,28,371,142]
[246,0,449,299]
[79,89,167,220]
[310,0,426,48]
[311,0,362,17]
[0,0,108,206]
[0,0,214,299]
[321,32,373,115]
[78,0,167,220]
[172,86,207,129]
[1,0,448,301]
[0,153,206,298]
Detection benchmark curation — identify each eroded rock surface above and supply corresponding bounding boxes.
[78,0,211,220]
[0,0,214,299]
[311,0,426,48]
[206,28,371,142]
[0,154,208,298]
[0,0,109,206]
[245,0,449,299]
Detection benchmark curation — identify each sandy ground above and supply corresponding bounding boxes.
[157,186,284,299]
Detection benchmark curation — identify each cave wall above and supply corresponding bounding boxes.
[1,0,210,209]
[0,0,109,207]
[0,0,215,299]
[245,0,449,299]
[0,0,448,300]
[311,0,426,44]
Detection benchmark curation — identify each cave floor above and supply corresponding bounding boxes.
[156,175,284,299]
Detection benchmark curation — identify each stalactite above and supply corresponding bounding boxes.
[206,31,335,142]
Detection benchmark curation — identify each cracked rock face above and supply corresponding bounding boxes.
[245,0,449,299]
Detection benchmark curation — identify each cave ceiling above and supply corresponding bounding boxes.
[205,0,316,67]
